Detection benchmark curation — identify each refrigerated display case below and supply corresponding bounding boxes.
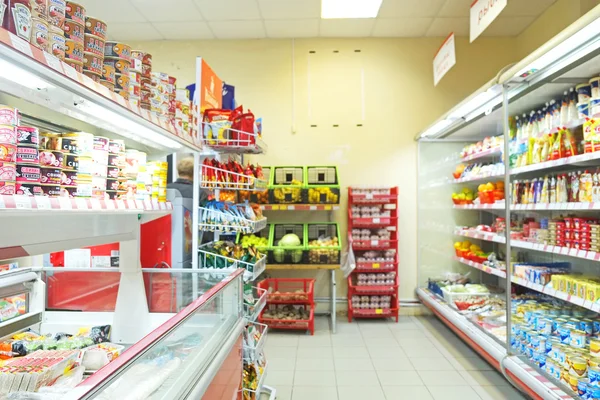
[417,4,600,400]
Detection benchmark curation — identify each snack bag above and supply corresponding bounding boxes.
[563,128,578,158]
[203,109,232,144]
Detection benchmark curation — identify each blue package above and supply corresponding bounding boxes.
[222,83,236,110]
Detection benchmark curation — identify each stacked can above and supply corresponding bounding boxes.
[148,161,168,202]
[107,139,125,200]
[121,150,147,200]
[15,124,41,196]
[175,88,191,138]
[39,132,63,196]
[39,132,63,197]
[129,50,145,107]
[91,136,109,199]
[0,106,19,195]
[150,72,170,120]
[139,52,153,111]
[30,0,66,61]
[167,75,176,121]
[104,42,131,100]
[59,132,93,198]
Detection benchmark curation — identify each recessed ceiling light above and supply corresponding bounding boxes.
[321,0,383,19]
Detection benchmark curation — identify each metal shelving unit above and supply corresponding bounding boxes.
[417,6,600,399]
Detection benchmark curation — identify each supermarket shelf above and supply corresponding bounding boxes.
[200,123,267,155]
[200,165,268,191]
[453,203,505,210]
[266,264,339,270]
[243,322,267,362]
[512,240,600,261]
[512,202,600,211]
[242,360,268,398]
[198,206,268,234]
[417,288,572,400]
[453,172,505,184]
[245,288,267,323]
[0,197,172,259]
[460,147,502,162]
[0,30,198,154]
[453,256,507,278]
[454,228,506,244]
[511,276,600,313]
[260,204,340,211]
[355,261,397,273]
[198,254,267,282]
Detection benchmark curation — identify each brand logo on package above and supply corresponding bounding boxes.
[470,0,507,42]
[433,33,456,86]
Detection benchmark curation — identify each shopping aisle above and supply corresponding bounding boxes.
[263,316,529,400]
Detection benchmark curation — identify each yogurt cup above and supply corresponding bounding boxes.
[578,83,592,103]
[577,102,590,119]
[591,97,600,116]
[591,77,600,98]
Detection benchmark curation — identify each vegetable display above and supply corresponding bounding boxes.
[200,241,264,269]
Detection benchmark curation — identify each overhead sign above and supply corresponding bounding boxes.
[470,0,507,42]
[197,58,222,111]
[433,33,456,86]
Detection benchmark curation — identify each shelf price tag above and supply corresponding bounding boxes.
[365,193,373,200]
[35,197,51,210]
[11,36,33,57]
[287,205,295,210]
[44,54,63,72]
[587,252,598,260]
[375,309,383,314]
[14,196,31,209]
[372,263,380,269]
[578,250,587,258]
[569,248,578,257]
[272,205,280,211]
[373,218,381,224]
[371,240,379,247]
[75,198,88,210]
[58,197,72,210]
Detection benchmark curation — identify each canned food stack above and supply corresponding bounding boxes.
[139,52,153,111]
[150,72,170,120]
[14,123,41,196]
[175,89,191,138]
[121,150,147,200]
[148,161,168,202]
[91,136,109,199]
[129,51,145,107]
[27,0,67,61]
[58,132,93,198]
[38,133,64,197]
[107,139,125,200]
[83,15,107,83]
[168,75,177,122]
[0,106,19,195]
[105,41,132,101]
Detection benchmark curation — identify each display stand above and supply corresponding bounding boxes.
[417,6,600,399]
[347,187,399,322]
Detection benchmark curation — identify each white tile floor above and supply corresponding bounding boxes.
[262,315,530,400]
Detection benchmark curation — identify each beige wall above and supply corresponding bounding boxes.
[129,2,597,305]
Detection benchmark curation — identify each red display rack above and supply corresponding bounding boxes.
[257,278,315,335]
[347,187,399,322]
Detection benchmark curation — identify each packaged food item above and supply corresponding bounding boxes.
[65,1,85,25]
[83,34,104,57]
[83,70,100,82]
[103,57,129,75]
[64,59,83,73]
[16,126,39,146]
[47,0,66,29]
[0,106,20,126]
[104,41,131,61]
[15,164,40,183]
[0,144,17,163]
[31,17,50,53]
[49,25,66,60]
[114,73,130,91]
[64,39,83,62]
[40,167,61,184]
[0,162,16,181]
[31,0,49,19]
[2,0,33,42]
[40,150,63,167]
[102,64,115,84]
[63,19,84,43]
[15,182,41,196]
[0,125,17,145]
[0,181,15,195]
[84,16,107,40]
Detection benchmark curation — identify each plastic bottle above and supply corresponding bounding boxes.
[549,175,556,204]
[568,88,579,123]
[560,91,569,126]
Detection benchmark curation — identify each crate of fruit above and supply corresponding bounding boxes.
[269,166,306,204]
[237,224,271,252]
[268,224,306,264]
[239,166,271,204]
[305,166,340,204]
[306,223,341,264]
[257,278,315,304]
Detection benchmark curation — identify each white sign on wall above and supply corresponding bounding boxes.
[470,0,507,42]
[433,33,456,86]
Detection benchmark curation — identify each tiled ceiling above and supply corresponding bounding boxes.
[76,0,558,41]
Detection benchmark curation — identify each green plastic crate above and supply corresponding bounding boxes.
[237,223,271,253]
[305,223,341,264]
[269,166,306,204]
[268,224,306,264]
[305,166,340,204]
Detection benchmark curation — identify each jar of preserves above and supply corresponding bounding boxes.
[1,0,33,42]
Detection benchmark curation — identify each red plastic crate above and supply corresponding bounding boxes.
[348,298,399,322]
[348,187,398,204]
[352,239,398,250]
[257,278,315,305]
[348,275,398,295]
[354,252,398,273]
[258,306,314,335]
[348,210,398,228]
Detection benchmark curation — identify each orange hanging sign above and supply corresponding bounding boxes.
[197,58,222,112]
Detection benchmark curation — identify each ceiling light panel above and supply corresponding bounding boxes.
[321,0,383,19]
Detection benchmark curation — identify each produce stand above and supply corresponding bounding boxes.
[417,7,600,399]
